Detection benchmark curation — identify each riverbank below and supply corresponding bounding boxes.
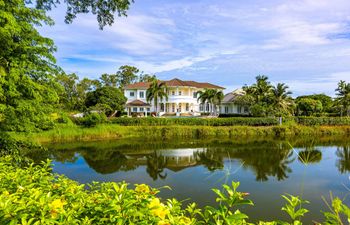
[12,124,350,144]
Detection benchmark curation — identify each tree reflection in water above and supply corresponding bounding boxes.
[298,148,322,165]
[195,149,224,171]
[146,151,167,180]
[229,143,295,181]
[336,146,350,174]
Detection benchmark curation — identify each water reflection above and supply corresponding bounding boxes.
[336,146,350,174]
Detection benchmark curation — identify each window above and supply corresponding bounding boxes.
[140,107,144,112]
[139,91,144,98]
[179,91,182,96]
[206,103,210,112]
[132,107,137,112]
[244,107,249,113]
[237,106,242,114]
[147,108,150,112]
[172,91,175,95]
[193,92,197,98]
[199,104,204,111]
[172,104,175,112]
[186,103,189,111]
[129,92,135,97]
[225,106,229,114]
[160,103,165,112]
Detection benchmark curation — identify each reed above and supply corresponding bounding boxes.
[11,124,350,144]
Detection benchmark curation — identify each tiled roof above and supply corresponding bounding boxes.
[222,89,245,103]
[126,100,151,107]
[124,78,224,89]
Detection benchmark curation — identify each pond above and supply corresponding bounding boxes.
[32,137,350,223]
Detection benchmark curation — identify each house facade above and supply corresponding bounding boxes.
[124,78,225,116]
[219,89,249,115]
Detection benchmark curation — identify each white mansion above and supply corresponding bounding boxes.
[124,78,248,116]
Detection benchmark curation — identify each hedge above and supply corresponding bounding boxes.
[110,117,280,126]
[295,117,350,126]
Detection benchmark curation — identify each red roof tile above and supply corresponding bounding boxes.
[124,78,224,89]
[126,100,151,107]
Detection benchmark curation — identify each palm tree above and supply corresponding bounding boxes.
[244,75,273,103]
[271,83,294,116]
[335,80,350,116]
[197,89,224,115]
[146,80,168,116]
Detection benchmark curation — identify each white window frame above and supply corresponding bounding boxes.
[129,92,135,97]
[139,91,144,98]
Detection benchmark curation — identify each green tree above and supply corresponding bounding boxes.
[244,75,273,103]
[0,0,59,131]
[116,65,140,88]
[270,83,294,116]
[56,73,79,110]
[296,98,323,116]
[139,73,157,82]
[146,80,168,115]
[100,73,118,87]
[297,94,334,114]
[197,89,224,116]
[85,86,126,116]
[31,0,133,29]
[335,80,350,116]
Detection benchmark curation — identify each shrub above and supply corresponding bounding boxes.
[296,117,350,126]
[78,113,107,127]
[218,114,251,118]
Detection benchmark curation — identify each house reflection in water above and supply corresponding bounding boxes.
[125,148,206,173]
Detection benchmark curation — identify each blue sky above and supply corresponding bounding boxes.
[40,0,350,96]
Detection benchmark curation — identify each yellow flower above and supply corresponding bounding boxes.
[179,216,192,224]
[135,184,150,194]
[158,220,171,225]
[49,199,66,210]
[149,198,169,220]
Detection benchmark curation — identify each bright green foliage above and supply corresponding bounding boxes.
[242,76,294,117]
[146,80,168,114]
[199,181,253,224]
[85,86,127,116]
[197,89,224,116]
[322,193,350,225]
[76,113,107,127]
[296,98,323,116]
[281,194,309,223]
[335,80,350,116]
[296,94,334,115]
[0,0,60,131]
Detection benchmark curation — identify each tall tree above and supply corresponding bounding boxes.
[116,65,140,88]
[146,80,168,115]
[244,75,273,103]
[270,83,294,116]
[85,86,126,116]
[0,0,59,131]
[100,73,118,87]
[139,73,157,82]
[30,0,133,29]
[335,80,350,116]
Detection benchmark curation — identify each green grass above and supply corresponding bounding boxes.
[11,123,350,144]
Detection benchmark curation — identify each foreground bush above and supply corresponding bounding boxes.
[296,117,350,126]
[0,156,349,224]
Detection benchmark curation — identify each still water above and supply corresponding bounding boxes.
[36,137,350,223]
